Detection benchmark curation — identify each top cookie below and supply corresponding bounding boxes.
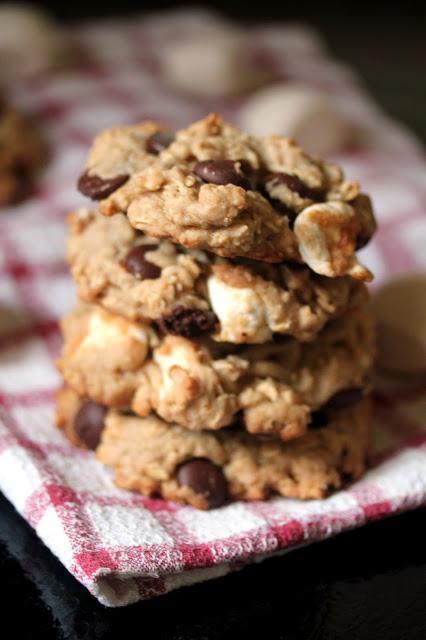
[77,113,376,279]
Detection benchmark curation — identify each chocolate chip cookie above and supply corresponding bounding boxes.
[78,114,376,279]
[67,207,367,344]
[57,304,375,441]
[56,386,372,508]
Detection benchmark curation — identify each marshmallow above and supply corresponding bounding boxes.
[294,201,372,281]
[207,274,271,343]
[240,84,351,155]
[0,4,60,77]
[159,30,263,97]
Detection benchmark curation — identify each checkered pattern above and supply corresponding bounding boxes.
[1,11,425,607]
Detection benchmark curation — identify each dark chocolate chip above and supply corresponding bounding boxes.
[158,306,217,337]
[176,458,228,509]
[261,171,324,201]
[146,131,175,156]
[269,197,298,226]
[193,159,255,190]
[323,387,364,412]
[254,432,279,441]
[356,233,371,251]
[7,161,33,204]
[123,245,161,280]
[146,131,175,155]
[77,171,129,200]
[309,410,329,430]
[74,401,107,449]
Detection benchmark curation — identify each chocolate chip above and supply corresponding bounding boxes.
[323,387,364,412]
[146,131,175,155]
[310,410,329,430]
[176,458,228,508]
[193,159,255,190]
[123,245,161,280]
[77,171,129,200]
[158,306,217,337]
[261,171,324,201]
[74,401,107,449]
[356,233,371,251]
[254,432,279,441]
[269,197,298,227]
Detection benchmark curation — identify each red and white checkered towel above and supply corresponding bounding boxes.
[0,11,425,607]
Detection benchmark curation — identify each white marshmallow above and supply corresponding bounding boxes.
[159,30,263,97]
[207,275,271,343]
[255,25,324,57]
[0,4,60,77]
[81,310,148,350]
[239,84,351,155]
[142,8,231,43]
[294,201,372,280]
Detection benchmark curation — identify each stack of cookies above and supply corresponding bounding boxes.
[56,114,377,509]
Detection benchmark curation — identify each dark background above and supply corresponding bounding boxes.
[1,2,426,638]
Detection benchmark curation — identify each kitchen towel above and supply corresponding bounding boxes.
[0,10,425,606]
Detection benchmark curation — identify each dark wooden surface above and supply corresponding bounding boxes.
[1,4,425,638]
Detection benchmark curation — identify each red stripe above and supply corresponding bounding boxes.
[0,388,57,409]
[0,260,68,280]
[0,319,60,350]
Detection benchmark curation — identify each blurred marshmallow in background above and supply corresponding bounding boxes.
[0,4,61,78]
[151,10,267,97]
[141,7,234,42]
[159,32,265,97]
[239,83,352,155]
[255,24,325,57]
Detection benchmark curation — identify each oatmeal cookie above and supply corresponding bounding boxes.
[57,304,375,441]
[79,114,376,279]
[67,207,367,343]
[0,98,45,206]
[77,120,172,200]
[56,386,371,508]
[56,305,157,407]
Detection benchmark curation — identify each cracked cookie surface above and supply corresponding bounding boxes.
[68,207,367,343]
[56,387,372,508]
[79,114,376,279]
[57,304,375,441]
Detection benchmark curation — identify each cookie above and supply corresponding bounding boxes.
[67,207,367,343]
[57,304,375,441]
[0,99,45,206]
[56,385,107,450]
[56,386,371,508]
[56,305,158,407]
[77,121,171,201]
[79,114,376,279]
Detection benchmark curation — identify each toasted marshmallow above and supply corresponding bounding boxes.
[294,201,372,281]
